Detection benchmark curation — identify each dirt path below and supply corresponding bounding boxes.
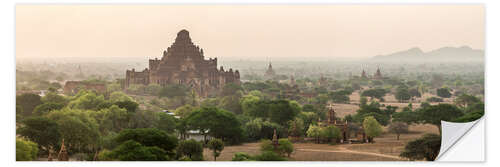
[296,146,405,160]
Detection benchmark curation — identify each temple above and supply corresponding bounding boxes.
[124,29,240,97]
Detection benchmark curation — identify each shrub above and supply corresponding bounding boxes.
[16,137,39,161]
[254,151,286,161]
[277,139,294,157]
[426,97,443,102]
[232,152,254,161]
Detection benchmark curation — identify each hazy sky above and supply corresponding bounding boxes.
[16,5,484,61]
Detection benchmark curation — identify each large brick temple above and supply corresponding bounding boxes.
[124,29,240,97]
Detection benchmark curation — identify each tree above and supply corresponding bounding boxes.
[207,138,225,161]
[268,100,300,126]
[400,134,441,161]
[287,118,305,138]
[159,84,188,105]
[454,94,480,108]
[111,140,168,161]
[93,105,130,134]
[114,100,139,113]
[395,84,411,102]
[388,122,409,140]
[392,110,419,125]
[307,125,322,143]
[109,91,134,103]
[218,92,243,114]
[417,104,463,134]
[177,139,203,160]
[245,118,263,140]
[277,139,294,157]
[174,104,196,118]
[321,125,341,143]
[68,91,106,110]
[114,128,178,158]
[47,109,100,153]
[16,137,39,161]
[16,93,42,116]
[328,90,351,104]
[361,88,387,100]
[42,92,68,105]
[33,102,65,115]
[18,117,61,153]
[220,83,243,97]
[185,107,244,144]
[154,112,178,134]
[453,110,484,123]
[436,87,452,98]
[362,116,383,143]
[408,88,422,98]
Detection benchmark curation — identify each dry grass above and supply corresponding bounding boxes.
[203,124,439,161]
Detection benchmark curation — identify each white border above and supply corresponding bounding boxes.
[2,0,496,166]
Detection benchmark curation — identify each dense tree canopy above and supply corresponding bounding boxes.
[400,134,441,161]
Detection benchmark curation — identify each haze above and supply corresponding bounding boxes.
[16,5,484,61]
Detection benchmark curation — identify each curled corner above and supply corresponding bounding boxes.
[435,118,481,160]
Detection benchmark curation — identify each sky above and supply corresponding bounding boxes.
[16,5,484,61]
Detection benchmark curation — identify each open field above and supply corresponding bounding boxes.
[203,124,439,161]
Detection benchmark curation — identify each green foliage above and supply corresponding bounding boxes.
[18,117,60,151]
[96,149,114,161]
[306,125,322,143]
[42,92,68,105]
[218,92,243,114]
[185,107,244,144]
[408,88,421,98]
[177,139,203,161]
[392,110,419,125]
[288,118,305,137]
[328,90,351,104]
[47,108,100,152]
[417,104,463,133]
[33,102,65,115]
[388,122,409,140]
[400,134,441,161]
[245,118,264,140]
[353,101,394,126]
[111,140,168,161]
[68,91,106,110]
[436,87,452,98]
[128,110,158,129]
[16,137,39,161]
[109,91,134,103]
[16,93,42,116]
[159,84,188,98]
[361,88,387,99]
[221,83,243,96]
[114,100,139,113]
[174,104,196,118]
[453,110,484,123]
[395,84,411,102]
[363,116,383,142]
[114,128,178,156]
[207,138,225,161]
[321,125,341,143]
[93,105,130,134]
[254,151,286,161]
[232,152,254,161]
[426,97,443,102]
[278,139,294,157]
[455,93,480,108]
[155,112,178,134]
